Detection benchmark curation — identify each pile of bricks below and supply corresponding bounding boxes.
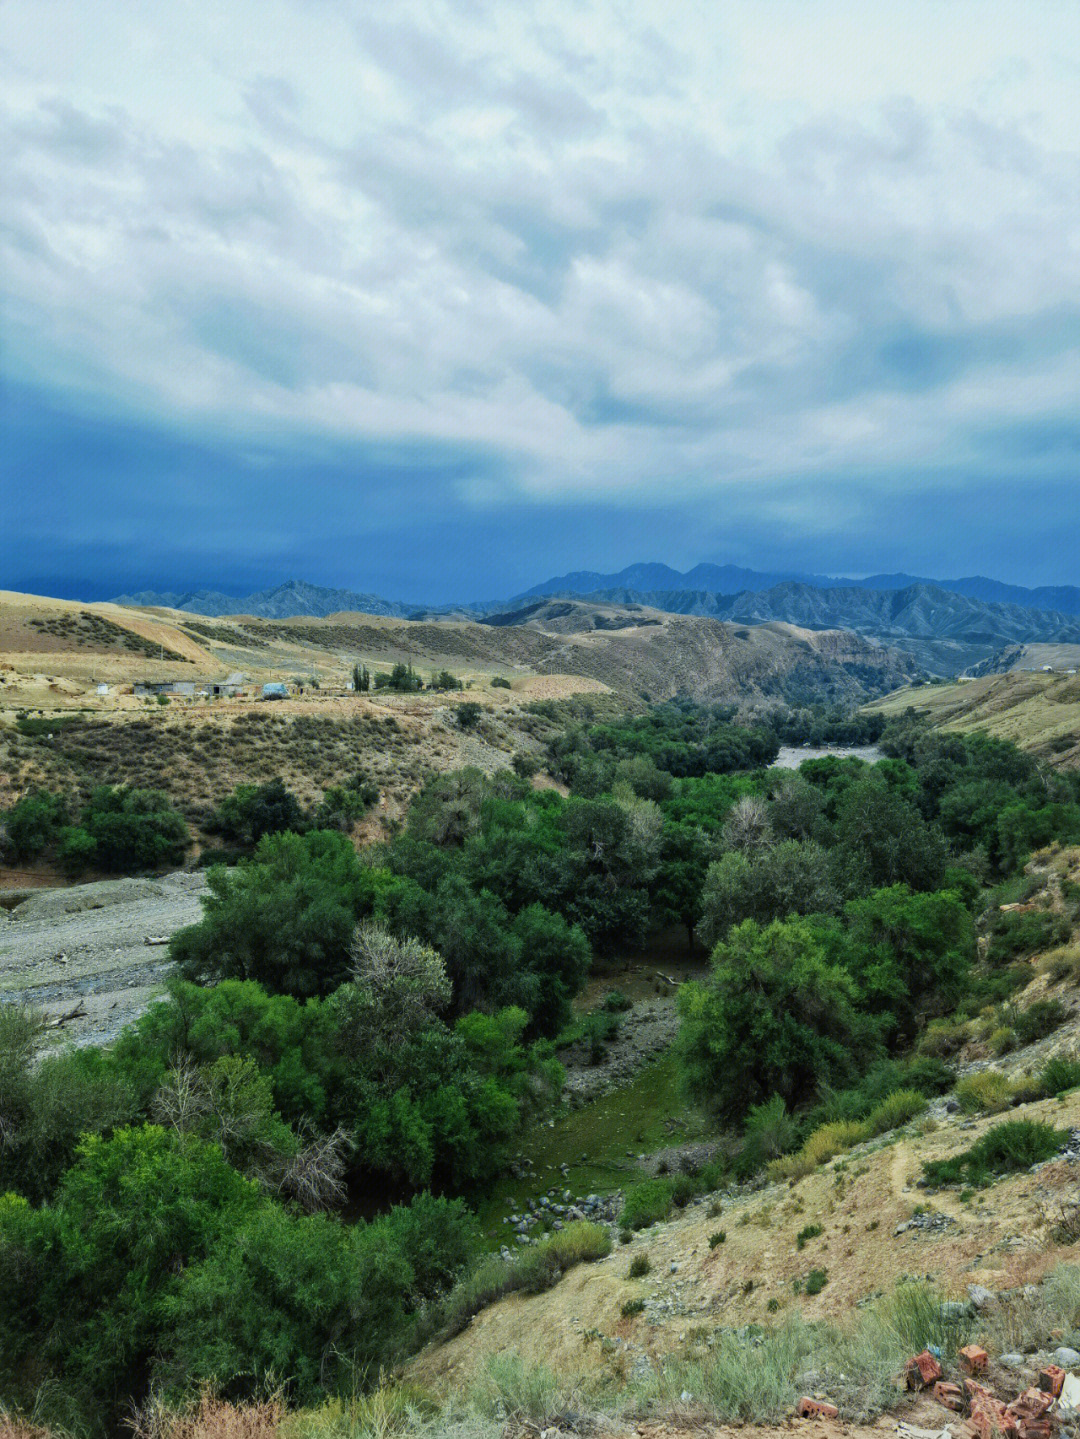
[884,1343,1074,1439]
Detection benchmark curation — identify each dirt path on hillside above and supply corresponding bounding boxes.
[0,872,207,1044]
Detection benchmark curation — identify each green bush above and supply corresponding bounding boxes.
[64,785,189,874]
[1039,1056,1080,1097]
[739,1094,798,1175]
[171,829,366,996]
[1,789,68,860]
[208,778,308,848]
[709,1231,726,1248]
[923,1120,1063,1188]
[621,1298,645,1317]
[955,1070,1015,1114]
[865,1088,927,1134]
[627,1254,650,1278]
[1013,999,1067,1045]
[620,1178,675,1231]
[491,676,512,689]
[804,1268,828,1295]
[988,910,1068,965]
[796,1223,823,1250]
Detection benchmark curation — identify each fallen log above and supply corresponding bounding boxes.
[47,1001,87,1028]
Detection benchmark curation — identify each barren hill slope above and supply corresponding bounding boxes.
[0,591,918,709]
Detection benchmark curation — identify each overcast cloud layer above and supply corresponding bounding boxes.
[3,0,1079,599]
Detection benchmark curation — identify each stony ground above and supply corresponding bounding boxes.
[0,871,207,1044]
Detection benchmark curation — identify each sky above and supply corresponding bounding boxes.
[2,0,1079,604]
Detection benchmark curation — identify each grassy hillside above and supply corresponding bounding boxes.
[867,671,1080,768]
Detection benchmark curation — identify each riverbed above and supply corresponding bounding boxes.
[772,743,883,769]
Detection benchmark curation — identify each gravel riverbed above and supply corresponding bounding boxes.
[0,871,208,1045]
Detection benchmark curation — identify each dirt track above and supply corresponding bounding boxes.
[0,872,207,1045]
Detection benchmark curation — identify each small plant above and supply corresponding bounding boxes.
[742,1278,754,1294]
[491,676,511,688]
[767,1297,780,1312]
[707,1199,723,1219]
[709,1231,726,1248]
[804,1268,828,1295]
[621,1297,645,1318]
[796,1223,823,1250]
[627,1254,650,1278]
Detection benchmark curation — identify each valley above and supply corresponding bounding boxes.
[4,587,1080,1439]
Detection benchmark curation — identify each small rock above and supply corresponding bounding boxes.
[999,1354,1026,1369]
[1054,1348,1080,1367]
[968,1285,998,1311]
[670,1261,679,1273]
[680,1391,693,1404]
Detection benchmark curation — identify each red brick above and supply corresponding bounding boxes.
[796,1398,839,1419]
[960,1345,990,1375]
[1011,1388,1055,1418]
[933,1381,964,1412]
[1038,1366,1066,1399]
[907,1350,945,1387]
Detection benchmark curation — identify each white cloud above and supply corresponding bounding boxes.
[2,0,1078,502]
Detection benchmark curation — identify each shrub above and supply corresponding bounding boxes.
[796,1224,823,1250]
[627,1254,650,1278]
[620,1178,675,1231]
[989,1026,1017,1055]
[865,1089,927,1135]
[514,1221,611,1294]
[801,1120,869,1167]
[491,677,512,689]
[955,1070,1014,1114]
[709,1231,727,1248]
[919,1018,967,1057]
[208,779,307,848]
[1,789,68,860]
[621,1298,645,1318]
[767,1151,816,1183]
[670,1174,696,1208]
[678,916,878,1122]
[1040,945,1080,985]
[1014,999,1067,1045]
[804,1268,828,1295]
[455,703,482,730]
[739,1094,798,1175]
[1039,1056,1080,1097]
[989,910,1069,966]
[923,1120,1063,1188]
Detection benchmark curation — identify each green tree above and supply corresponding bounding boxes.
[677,917,879,1119]
[171,830,367,996]
[698,841,836,947]
[842,884,975,1041]
[1,789,68,861]
[60,786,189,875]
[208,778,308,849]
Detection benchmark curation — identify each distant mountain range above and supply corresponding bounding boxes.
[111,580,415,620]
[519,564,1080,616]
[112,565,1080,677]
[548,582,1080,676]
